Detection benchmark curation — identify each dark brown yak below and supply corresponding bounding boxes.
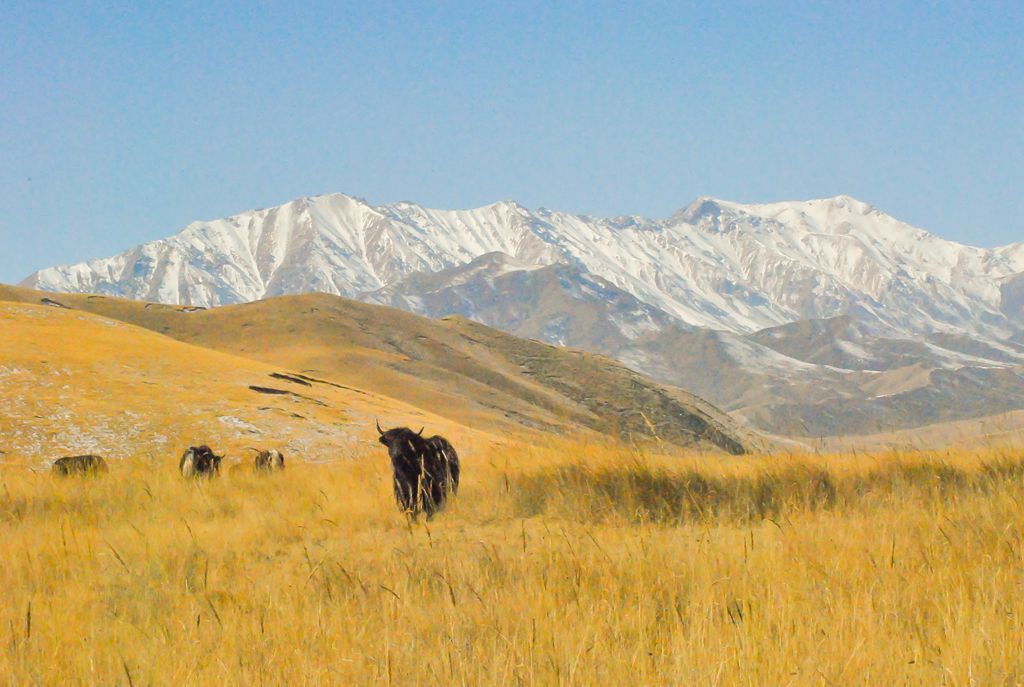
[377,421,460,519]
[52,454,109,476]
[179,445,222,478]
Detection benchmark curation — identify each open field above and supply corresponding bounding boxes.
[0,298,490,464]
[2,442,1023,685]
[2,288,1023,684]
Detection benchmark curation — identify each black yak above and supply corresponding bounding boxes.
[377,421,460,519]
[52,454,109,476]
[179,445,222,478]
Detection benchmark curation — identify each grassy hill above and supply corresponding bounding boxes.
[0,286,756,456]
[0,298,481,466]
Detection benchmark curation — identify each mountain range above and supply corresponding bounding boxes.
[23,193,1024,438]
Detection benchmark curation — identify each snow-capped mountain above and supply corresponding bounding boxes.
[23,192,1024,437]
[24,192,1024,337]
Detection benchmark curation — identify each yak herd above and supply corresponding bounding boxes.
[47,423,461,519]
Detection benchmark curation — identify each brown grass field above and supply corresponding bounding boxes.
[2,443,1024,685]
[2,293,1024,684]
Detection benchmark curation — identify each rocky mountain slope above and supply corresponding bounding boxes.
[22,192,1024,437]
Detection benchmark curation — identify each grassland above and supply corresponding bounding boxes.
[2,442,1023,685]
[0,299,502,465]
[2,288,1023,684]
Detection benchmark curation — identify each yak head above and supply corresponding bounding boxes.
[377,420,425,458]
[193,445,223,473]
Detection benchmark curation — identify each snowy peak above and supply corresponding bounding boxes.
[671,196,726,224]
[24,190,1024,437]
[674,194,874,225]
[744,194,877,217]
[22,192,1024,341]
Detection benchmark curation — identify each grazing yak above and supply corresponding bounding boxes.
[377,421,460,519]
[179,445,222,478]
[254,448,285,472]
[229,448,286,475]
[52,454,109,476]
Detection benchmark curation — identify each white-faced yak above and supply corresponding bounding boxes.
[254,448,285,473]
[377,421,460,519]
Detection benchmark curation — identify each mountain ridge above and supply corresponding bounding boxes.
[25,192,1024,337]
[21,191,1024,437]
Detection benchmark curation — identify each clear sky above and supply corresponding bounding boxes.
[2,2,1022,284]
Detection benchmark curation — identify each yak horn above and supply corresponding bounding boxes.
[417,427,424,436]
[376,419,384,435]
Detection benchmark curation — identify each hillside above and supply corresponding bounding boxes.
[0,299,473,466]
[24,191,1024,438]
[370,263,1024,436]
[0,286,755,454]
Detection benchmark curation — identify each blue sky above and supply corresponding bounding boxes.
[2,2,1021,283]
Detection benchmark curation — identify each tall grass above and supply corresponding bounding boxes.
[1,442,1023,685]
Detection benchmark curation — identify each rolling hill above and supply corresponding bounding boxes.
[0,285,756,459]
[0,299,452,466]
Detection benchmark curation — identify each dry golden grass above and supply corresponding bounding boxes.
[0,300,501,464]
[2,441,1023,686]
[3,289,1023,683]
[0,285,757,452]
